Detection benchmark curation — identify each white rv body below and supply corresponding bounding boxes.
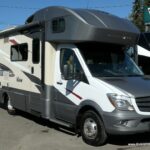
[135,33,150,75]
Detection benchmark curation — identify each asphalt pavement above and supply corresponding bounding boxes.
[0,108,150,150]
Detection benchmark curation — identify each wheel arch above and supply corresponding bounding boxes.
[75,100,104,131]
[2,92,9,104]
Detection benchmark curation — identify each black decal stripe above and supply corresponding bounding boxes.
[23,71,41,85]
[66,88,82,100]
[1,86,41,97]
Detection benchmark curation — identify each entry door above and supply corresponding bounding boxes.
[54,46,89,123]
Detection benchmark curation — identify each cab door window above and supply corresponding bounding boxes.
[60,48,86,82]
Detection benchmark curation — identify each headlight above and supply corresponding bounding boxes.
[107,93,134,111]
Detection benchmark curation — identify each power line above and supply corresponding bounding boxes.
[0,5,40,10]
[0,4,131,10]
[91,4,131,9]
[0,3,132,28]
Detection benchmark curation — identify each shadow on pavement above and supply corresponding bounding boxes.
[16,109,76,136]
[15,110,150,147]
[16,109,150,146]
[108,133,150,146]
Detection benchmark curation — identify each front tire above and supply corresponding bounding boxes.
[80,110,107,146]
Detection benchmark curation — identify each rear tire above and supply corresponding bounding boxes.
[7,99,16,115]
[3,94,16,115]
[80,110,107,146]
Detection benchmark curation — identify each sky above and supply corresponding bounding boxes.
[0,0,135,30]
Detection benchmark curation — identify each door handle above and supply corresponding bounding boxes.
[57,81,63,85]
[31,67,34,74]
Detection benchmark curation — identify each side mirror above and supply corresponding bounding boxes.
[63,64,73,80]
[63,65,85,81]
[63,64,69,80]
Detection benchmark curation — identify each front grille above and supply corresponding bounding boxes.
[136,97,150,112]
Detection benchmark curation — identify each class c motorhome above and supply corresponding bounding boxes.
[135,32,150,75]
[0,6,150,146]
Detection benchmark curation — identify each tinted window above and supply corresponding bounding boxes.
[139,34,149,50]
[144,33,150,43]
[52,18,65,33]
[126,46,137,62]
[32,39,40,64]
[60,49,74,78]
[139,55,150,75]
[60,48,85,80]
[77,43,143,77]
[11,43,28,61]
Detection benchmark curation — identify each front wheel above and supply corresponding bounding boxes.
[80,110,107,146]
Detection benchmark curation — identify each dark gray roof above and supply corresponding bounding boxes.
[26,6,137,33]
[26,6,139,45]
[0,6,140,45]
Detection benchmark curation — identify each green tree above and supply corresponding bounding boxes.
[144,0,150,6]
[143,0,150,31]
[130,0,145,31]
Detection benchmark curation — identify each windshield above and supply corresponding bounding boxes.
[77,43,143,77]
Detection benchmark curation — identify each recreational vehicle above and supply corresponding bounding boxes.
[0,6,150,146]
[135,32,150,74]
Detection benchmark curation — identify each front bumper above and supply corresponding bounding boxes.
[102,110,150,135]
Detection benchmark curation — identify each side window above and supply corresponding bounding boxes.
[11,43,28,61]
[138,34,149,50]
[60,48,74,77]
[74,54,83,77]
[126,46,137,61]
[52,17,65,33]
[60,48,86,82]
[11,45,19,61]
[32,39,40,64]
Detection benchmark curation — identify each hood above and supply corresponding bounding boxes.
[100,76,150,98]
